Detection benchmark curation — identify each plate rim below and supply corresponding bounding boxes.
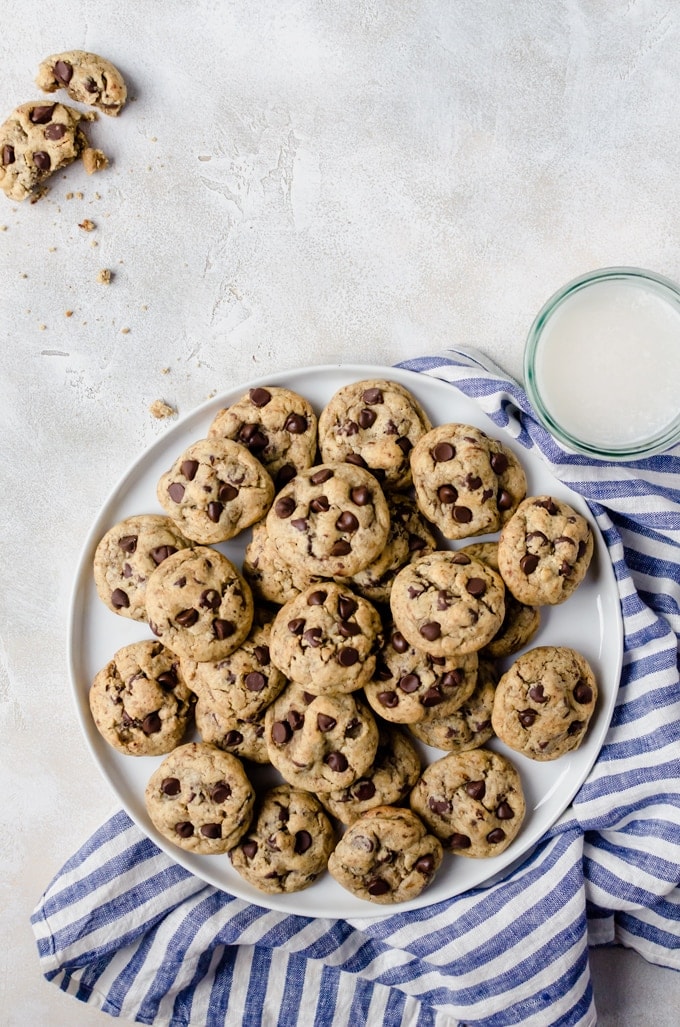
[67,361,623,919]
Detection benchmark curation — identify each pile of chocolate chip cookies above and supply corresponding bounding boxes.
[89,376,599,905]
[0,50,126,201]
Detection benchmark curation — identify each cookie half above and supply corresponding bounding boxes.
[36,50,127,116]
[0,100,93,201]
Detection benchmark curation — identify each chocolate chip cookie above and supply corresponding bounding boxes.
[269,583,383,694]
[364,625,478,723]
[89,640,195,756]
[410,748,526,857]
[410,424,526,539]
[145,546,254,663]
[208,385,318,491]
[93,513,194,621]
[408,659,498,752]
[36,50,127,116]
[460,542,540,657]
[264,685,379,793]
[344,493,439,603]
[242,519,324,605]
[318,379,432,489]
[389,551,506,657]
[230,784,335,893]
[497,496,594,606]
[157,437,274,544]
[327,806,443,904]
[319,725,421,824]
[195,701,270,764]
[265,463,391,578]
[491,646,598,761]
[145,742,255,854]
[0,100,94,201]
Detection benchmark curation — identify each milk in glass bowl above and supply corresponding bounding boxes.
[524,267,680,460]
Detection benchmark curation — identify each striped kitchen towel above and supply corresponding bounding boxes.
[32,349,680,1027]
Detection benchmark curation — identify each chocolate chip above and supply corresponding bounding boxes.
[30,104,55,124]
[449,833,472,850]
[337,647,359,666]
[2,145,15,165]
[352,780,376,801]
[465,779,486,800]
[161,777,181,796]
[291,517,308,531]
[150,545,177,564]
[288,617,306,635]
[245,671,266,692]
[157,669,178,689]
[350,485,371,505]
[336,511,359,532]
[398,673,420,693]
[224,730,243,746]
[535,498,559,515]
[338,596,358,619]
[496,802,515,820]
[363,387,383,404]
[239,424,268,452]
[242,839,258,859]
[437,484,458,504]
[175,821,194,837]
[271,721,292,744]
[465,474,482,491]
[396,436,412,455]
[287,709,305,730]
[310,468,334,485]
[180,459,199,480]
[520,553,539,574]
[415,854,436,874]
[453,506,473,523]
[419,621,441,641]
[84,77,98,93]
[559,560,573,577]
[432,442,455,462]
[142,712,162,735]
[422,687,444,707]
[497,490,513,510]
[518,709,536,727]
[568,720,585,735]
[33,151,51,171]
[408,533,427,552]
[577,540,588,559]
[44,123,66,140]
[253,645,270,666]
[338,620,361,638]
[490,451,509,474]
[486,828,506,844]
[367,877,390,896]
[284,412,308,433]
[429,797,451,814]
[213,619,236,639]
[345,453,368,470]
[317,713,336,731]
[111,588,129,609]
[206,501,223,523]
[574,682,593,704]
[378,691,399,708]
[201,823,222,839]
[529,684,549,703]
[466,577,487,597]
[173,608,197,628]
[200,588,221,609]
[451,553,471,564]
[303,627,323,646]
[249,387,271,407]
[358,408,377,429]
[294,830,313,854]
[325,751,348,772]
[118,534,138,554]
[310,496,330,513]
[168,482,185,502]
[391,631,409,653]
[275,496,296,518]
[54,60,73,84]
[330,540,352,556]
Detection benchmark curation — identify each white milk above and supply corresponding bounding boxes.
[533,278,680,448]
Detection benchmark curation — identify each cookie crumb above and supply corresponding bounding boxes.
[79,218,96,231]
[161,367,170,374]
[65,310,73,318]
[82,148,109,175]
[97,268,112,285]
[65,192,74,200]
[39,323,47,331]
[150,399,176,419]
[120,327,130,335]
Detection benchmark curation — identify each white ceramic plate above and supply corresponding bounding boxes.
[68,364,623,919]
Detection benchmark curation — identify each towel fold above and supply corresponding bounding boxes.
[32,349,680,1027]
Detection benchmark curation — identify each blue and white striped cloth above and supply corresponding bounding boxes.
[32,349,680,1026]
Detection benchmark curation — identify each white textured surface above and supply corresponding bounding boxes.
[1,2,679,1024]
